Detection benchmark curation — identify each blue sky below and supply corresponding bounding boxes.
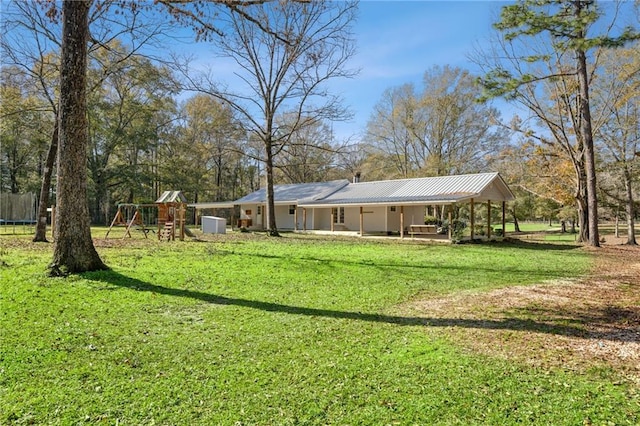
[330,1,509,141]
[176,1,510,142]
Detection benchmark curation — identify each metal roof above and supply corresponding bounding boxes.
[234,180,349,205]
[298,173,514,207]
[155,191,188,204]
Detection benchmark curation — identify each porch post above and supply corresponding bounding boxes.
[303,208,307,231]
[470,198,475,240]
[487,200,491,239]
[448,208,452,240]
[502,201,506,238]
[331,209,335,232]
[400,206,405,239]
[294,207,298,231]
[359,206,364,236]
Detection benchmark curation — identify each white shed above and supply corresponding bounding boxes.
[201,216,226,234]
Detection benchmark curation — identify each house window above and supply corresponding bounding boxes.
[332,207,345,224]
[245,209,252,216]
[257,206,262,215]
[390,206,396,212]
[289,205,296,215]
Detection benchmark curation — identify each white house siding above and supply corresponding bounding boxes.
[386,206,401,233]
[403,205,427,227]
[313,208,331,230]
[360,206,386,233]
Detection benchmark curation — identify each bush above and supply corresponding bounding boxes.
[473,224,486,236]
[441,219,467,242]
[424,215,442,226]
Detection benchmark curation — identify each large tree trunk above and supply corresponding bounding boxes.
[50,0,106,275]
[623,168,637,245]
[576,196,589,244]
[33,120,58,242]
[575,29,599,247]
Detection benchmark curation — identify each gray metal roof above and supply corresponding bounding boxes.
[299,173,514,207]
[234,179,350,205]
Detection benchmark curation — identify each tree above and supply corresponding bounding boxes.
[478,0,639,247]
[85,42,178,223]
[366,66,507,178]
[50,0,106,275]
[0,68,50,194]
[162,94,247,203]
[592,44,639,245]
[273,116,340,184]
[2,0,177,240]
[178,1,357,235]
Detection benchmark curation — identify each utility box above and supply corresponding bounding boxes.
[201,216,226,234]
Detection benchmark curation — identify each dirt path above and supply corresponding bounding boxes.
[403,242,640,385]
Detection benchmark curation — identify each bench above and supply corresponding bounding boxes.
[408,224,438,237]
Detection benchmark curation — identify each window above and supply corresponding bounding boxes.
[289,205,296,215]
[332,207,345,224]
[390,206,396,212]
[245,209,252,216]
[257,206,262,215]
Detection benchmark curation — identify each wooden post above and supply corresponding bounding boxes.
[448,208,452,240]
[502,201,506,238]
[359,206,364,236]
[470,198,475,240]
[400,206,405,239]
[303,208,307,231]
[487,200,491,239]
[179,205,185,241]
[294,207,298,231]
[331,209,335,232]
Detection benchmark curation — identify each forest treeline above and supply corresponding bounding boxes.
[1,0,638,242]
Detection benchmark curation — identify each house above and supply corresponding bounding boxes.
[233,172,515,240]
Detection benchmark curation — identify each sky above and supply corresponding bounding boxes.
[330,1,508,141]
[173,1,511,143]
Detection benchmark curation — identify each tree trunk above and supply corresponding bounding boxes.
[510,208,520,233]
[33,120,58,242]
[265,137,279,237]
[50,0,106,275]
[576,197,589,243]
[623,168,637,245]
[576,34,599,247]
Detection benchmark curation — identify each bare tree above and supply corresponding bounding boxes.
[178,1,357,235]
[592,44,639,245]
[366,66,507,178]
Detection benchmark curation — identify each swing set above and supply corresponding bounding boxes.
[105,203,157,239]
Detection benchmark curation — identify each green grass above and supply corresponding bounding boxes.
[1,231,637,425]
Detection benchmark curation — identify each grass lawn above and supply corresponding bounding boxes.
[1,230,637,425]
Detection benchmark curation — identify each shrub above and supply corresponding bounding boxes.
[424,215,442,226]
[441,219,467,242]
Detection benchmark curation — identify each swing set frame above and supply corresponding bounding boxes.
[105,203,157,239]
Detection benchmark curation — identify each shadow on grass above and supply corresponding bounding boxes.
[83,269,633,343]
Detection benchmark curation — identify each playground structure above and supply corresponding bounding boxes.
[105,191,188,241]
[156,191,187,241]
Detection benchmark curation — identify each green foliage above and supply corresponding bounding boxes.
[423,215,441,226]
[480,0,640,102]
